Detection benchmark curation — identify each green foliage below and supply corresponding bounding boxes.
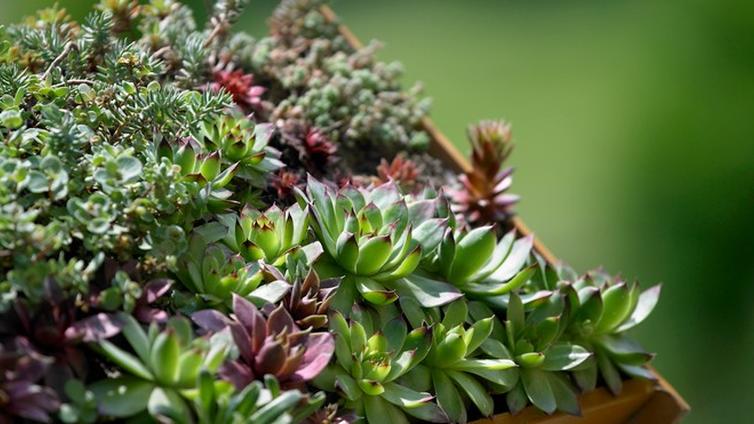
[314,311,447,423]
[0,0,663,423]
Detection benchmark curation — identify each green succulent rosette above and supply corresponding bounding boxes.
[314,312,447,424]
[423,225,536,307]
[90,315,229,420]
[220,203,309,267]
[175,222,289,308]
[561,269,661,395]
[403,300,518,423]
[297,176,461,311]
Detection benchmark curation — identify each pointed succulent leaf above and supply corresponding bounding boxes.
[393,274,462,308]
[355,277,398,305]
[595,282,632,334]
[247,280,290,305]
[616,284,662,332]
[249,390,303,423]
[466,264,536,296]
[355,235,392,275]
[452,358,518,373]
[468,230,515,281]
[98,340,154,381]
[399,296,427,329]
[120,313,151,365]
[508,292,525,338]
[448,226,497,283]
[400,401,450,423]
[596,335,654,365]
[376,244,422,281]
[441,300,468,329]
[293,333,335,381]
[573,286,604,325]
[384,318,408,353]
[521,368,556,414]
[541,344,592,371]
[572,360,599,392]
[548,373,581,415]
[150,330,180,385]
[618,363,657,380]
[506,383,529,415]
[431,369,465,423]
[447,369,495,417]
[90,377,154,418]
[487,235,533,282]
[597,347,623,395]
[148,387,191,423]
[382,382,435,409]
[412,218,447,255]
[335,232,359,272]
[466,317,494,354]
[364,394,410,424]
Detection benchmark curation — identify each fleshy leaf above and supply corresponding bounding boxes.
[394,274,463,308]
[541,344,592,371]
[616,284,662,332]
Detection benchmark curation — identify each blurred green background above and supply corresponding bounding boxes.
[2,0,753,422]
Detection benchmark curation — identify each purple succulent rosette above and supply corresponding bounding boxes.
[193,294,335,389]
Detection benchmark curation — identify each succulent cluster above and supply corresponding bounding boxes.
[0,1,662,423]
[221,0,437,185]
[450,120,520,227]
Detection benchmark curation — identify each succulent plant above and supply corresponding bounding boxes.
[278,267,337,330]
[210,68,266,112]
[159,137,241,214]
[561,269,661,395]
[0,338,60,423]
[57,379,97,424]
[221,203,309,266]
[0,0,667,421]
[450,120,520,226]
[193,372,314,424]
[192,294,334,390]
[94,269,174,323]
[403,300,517,423]
[425,226,535,305]
[303,128,338,165]
[502,292,592,415]
[176,224,290,308]
[375,153,421,192]
[271,169,303,201]
[90,315,228,420]
[194,115,283,186]
[314,312,447,424]
[1,282,123,394]
[297,176,461,310]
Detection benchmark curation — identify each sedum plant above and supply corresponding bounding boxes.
[0,0,665,422]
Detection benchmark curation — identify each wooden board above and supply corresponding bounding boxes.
[319,5,690,423]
